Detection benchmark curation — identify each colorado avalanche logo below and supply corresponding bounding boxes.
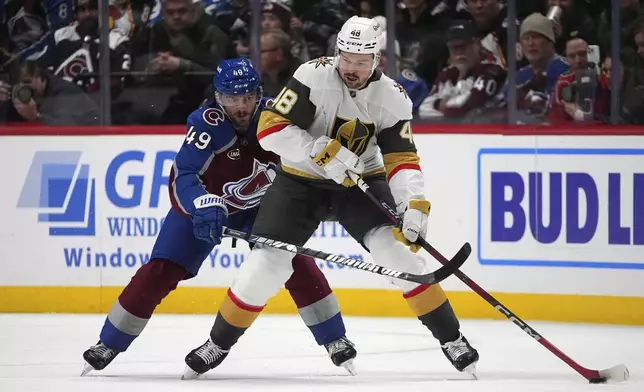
[54,47,94,83]
[222,159,277,210]
[203,108,225,126]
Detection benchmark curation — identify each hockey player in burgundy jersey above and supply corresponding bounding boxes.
[81,58,356,377]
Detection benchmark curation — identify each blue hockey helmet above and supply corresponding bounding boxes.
[213,58,261,96]
[212,58,263,130]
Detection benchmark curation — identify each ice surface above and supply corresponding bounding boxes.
[0,314,642,392]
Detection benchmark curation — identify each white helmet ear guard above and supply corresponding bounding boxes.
[334,16,383,74]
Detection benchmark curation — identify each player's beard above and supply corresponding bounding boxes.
[230,110,251,132]
[342,72,366,89]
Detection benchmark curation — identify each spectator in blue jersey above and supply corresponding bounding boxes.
[514,12,569,117]
[205,0,248,34]
[3,0,73,60]
[377,31,429,116]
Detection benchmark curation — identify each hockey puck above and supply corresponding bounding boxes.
[588,377,607,384]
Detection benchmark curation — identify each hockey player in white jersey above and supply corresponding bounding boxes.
[183,16,479,379]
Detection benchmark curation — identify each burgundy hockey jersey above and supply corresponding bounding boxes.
[420,61,507,118]
[169,99,279,217]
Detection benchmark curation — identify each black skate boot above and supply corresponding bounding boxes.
[324,336,357,375]
[81,341,119,376]
[441,333,479,376]
[182,338,230,380]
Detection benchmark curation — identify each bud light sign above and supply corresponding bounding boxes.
[478,148,644,269]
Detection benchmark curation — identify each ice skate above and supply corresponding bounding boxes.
[182,338,230,380]
[441,333,479,377]
[81,341,119,376]
[325,336,357,375]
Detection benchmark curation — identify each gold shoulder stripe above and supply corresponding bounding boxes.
[258,110,291,139]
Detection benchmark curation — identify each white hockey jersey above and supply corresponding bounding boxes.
[257,56,425,211]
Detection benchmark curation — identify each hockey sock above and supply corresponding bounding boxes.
[286,255,346,345]
[99,258,187,352]
[210,288,265,349]
[404,284,460,344]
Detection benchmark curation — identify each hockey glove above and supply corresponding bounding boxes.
[310,136,364,187]
[392,199,431,253]
[192,194,228,246]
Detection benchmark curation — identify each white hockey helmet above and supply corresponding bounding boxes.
[335,16,383,73]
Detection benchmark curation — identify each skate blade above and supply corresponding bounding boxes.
[80,362,95,377]
[181,365,202,380]
[462,363,477,380]
[340,359,357,376]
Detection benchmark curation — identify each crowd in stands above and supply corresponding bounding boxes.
[0,0,643,126]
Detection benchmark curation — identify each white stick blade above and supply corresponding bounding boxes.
[599,364,629,383]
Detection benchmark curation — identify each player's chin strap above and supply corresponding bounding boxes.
[345,172,629,384]
[221,226,462,286]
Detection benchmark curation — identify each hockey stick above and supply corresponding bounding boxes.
[346,171,472,269]
[348,172,629,383]
[222,227,454,286]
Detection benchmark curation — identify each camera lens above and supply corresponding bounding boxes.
[12,84,33,103]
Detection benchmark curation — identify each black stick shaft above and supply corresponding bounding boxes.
[222,227,441,285]
[349,173,459,265]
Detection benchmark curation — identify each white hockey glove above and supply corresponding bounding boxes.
[310,136,364,187]
[392,199,431,253]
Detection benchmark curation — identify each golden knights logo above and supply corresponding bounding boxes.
[309,56,333,68]
[394,82,408,99]
[330,117,376,156]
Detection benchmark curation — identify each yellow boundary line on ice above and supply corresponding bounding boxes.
[1,287,643,325]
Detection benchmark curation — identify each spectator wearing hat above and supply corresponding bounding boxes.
[418,20,506,120]
[514,12,569,117]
